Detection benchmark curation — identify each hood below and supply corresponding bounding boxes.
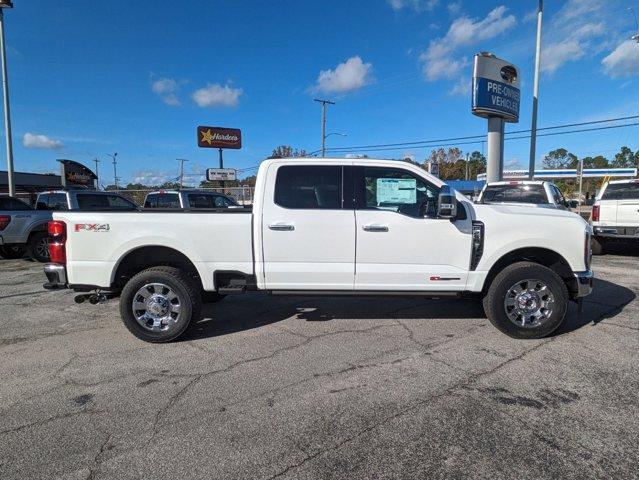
[472,202,587,223]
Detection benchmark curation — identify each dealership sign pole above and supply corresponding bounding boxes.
[0,1,14,196]
[197,126,241,187]
[472,52,521,183]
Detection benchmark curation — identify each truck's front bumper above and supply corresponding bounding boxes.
[43,263,68,290]
[573,270,594,298]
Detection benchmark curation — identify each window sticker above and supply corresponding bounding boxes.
[376,178,417,204]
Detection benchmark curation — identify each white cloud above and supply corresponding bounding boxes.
[312,56,373,94]
[191,83,243,108]
[22,133,63,149]
[151,77,182,106]
[540,0,607,74]
[131,170,178,186]
[420,6,516,81]
[602,40,639,78]
[448,76,470,96]
[447,1,461,15]
[387,0,438,11]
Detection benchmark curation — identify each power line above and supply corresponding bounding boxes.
[314,114,639,154]
[319,121,639,155]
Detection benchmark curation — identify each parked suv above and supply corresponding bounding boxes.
[143,190,239,209]
[0,196,52,261]
[478,181,570,210]
[590,179,639,254]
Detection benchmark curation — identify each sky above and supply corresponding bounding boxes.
[3,0,639,186]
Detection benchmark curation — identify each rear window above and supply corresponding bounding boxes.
[0,197,32,211]
[37,193,68,210]
[76,193,137,210]
[482,185,548,204]
[144,193,181,208]
[601,183,639,200]
[274,166,342,209]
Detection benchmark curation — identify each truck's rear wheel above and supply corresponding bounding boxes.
[0,245,26,259]
[119,266,201,343]
[483,262,568,339]
[27,232,50,263]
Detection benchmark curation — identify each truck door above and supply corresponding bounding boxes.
[261,164,355,290]
[353,166,472,291]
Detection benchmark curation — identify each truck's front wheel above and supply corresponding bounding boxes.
[119,266,202,343]
[483,262,568,339]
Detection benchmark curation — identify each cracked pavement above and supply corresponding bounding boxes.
[0,251,637,479]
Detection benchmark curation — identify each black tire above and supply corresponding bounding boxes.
[27,231,50,263]
[0,245,26,259]
[591,237,604,256]
[483,262,568,339]
[119,266,202,343]
[202,292,227,303]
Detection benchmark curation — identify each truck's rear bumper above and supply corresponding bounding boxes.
[593,226,639,238]
[573,270,594,298]
[43,263,68,290]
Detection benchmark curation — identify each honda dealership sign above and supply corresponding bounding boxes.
[472,53,520,123]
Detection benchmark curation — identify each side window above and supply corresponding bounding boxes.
[156,194,181,208]
[214,195,236,207]
[106,195,137,209]
[274,166,342,209]
[144,194,158,208]
[551,186,566,206]
[36,194,49,210]
[357,167,440,218]
[1,198,32,210]
[188,194,215,208]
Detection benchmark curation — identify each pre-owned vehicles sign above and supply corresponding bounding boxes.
[472,53,521,123]
[197,126,242,149]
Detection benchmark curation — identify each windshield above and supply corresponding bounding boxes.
[482,184,548,204]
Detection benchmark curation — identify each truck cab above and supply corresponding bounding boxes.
[590,179,639,254]
[143,190,238,209]
[478,180,570,210]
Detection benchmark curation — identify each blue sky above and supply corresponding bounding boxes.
[4,0,639,185]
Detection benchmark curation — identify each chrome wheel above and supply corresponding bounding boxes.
[504,279,555,328]
[35,237,49,260]
[132,283,182,332]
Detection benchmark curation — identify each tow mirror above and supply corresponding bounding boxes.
[437,186,458,219]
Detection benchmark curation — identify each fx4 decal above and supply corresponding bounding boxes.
[74,223,110,232]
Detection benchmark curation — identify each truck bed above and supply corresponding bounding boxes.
[53,209,254,290]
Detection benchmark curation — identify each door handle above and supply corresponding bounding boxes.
[362,224,389,232]
[269,223,295,231]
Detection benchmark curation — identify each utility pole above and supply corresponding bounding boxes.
[314,98,335,157]
[0,2,15,197]
[528,0,543,180]
[465,152,470,180]
[107,153,118,189]
[93,158,100,189]
[177,158,189,189]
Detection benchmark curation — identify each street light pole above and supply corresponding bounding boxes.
[93,157,100,189]
[177,158,189,189]
[314,98,335,157]
[0,2,15,196]
[528,0,543,180]
[107,153,118,189]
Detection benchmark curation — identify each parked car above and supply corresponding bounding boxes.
[43,158,593,342]
[143,190,239,209]
[0,196,52,261]
[478,181,570,210]
[36,190,139,212]
[590,179,639,254]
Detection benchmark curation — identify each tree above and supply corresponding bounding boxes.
[612,146,636,168]
[582,155,609,169]
[542,148,578,169]
[424,147,465,180]
[467,151,486,179]
[268,145,307,159]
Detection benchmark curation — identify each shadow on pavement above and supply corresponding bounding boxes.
[185,276,635,341]
[599,242,639,257]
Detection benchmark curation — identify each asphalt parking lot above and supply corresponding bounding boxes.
[1,251,637,480]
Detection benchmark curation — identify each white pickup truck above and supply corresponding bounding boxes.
[43,158,593,342]
[590,179,639,254]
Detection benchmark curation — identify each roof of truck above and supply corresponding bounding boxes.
[485,180,549,186]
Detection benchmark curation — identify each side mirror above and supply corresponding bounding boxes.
[437,186,458,219]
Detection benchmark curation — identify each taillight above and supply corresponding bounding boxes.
[0,215,10,231]
[591,204,600,222]
[585,231,592,270]
[48,220,67,264]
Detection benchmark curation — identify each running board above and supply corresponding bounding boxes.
[268,290,461,297]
